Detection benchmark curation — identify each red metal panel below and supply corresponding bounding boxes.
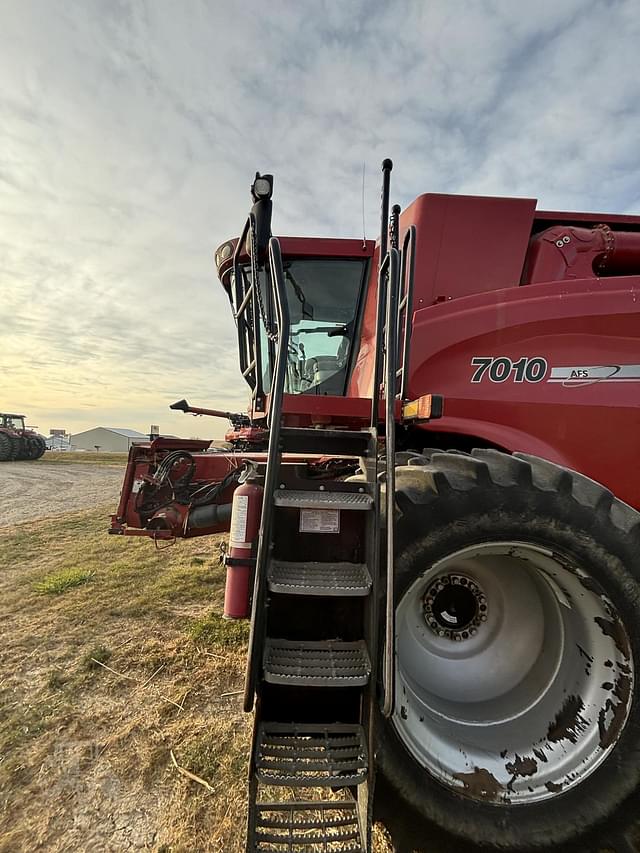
[349,195,537,399]
[400,193,537,306]
[277,237,374,259]
[407,275,640,510]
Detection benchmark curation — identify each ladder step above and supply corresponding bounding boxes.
[268,560,372,596]
[280,426,372,457]
[263,639,371,686]
[252,801,363,852]
[255,724,368,786]
[274,490,373,510]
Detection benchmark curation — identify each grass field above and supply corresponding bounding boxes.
[45,451,129,466]
[0,504,256,852]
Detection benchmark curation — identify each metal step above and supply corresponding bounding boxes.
[267,560,372,597]
[274,490,373,510]
[280,426,372,457]
[263,639,371,686]
[255,723,368,786]
[252,800,363,852]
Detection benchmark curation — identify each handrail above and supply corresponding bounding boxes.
[231,217,251,380]
[382,246,400,718]
[397,225,416,401]
[389,204,401,251]
[243,236,290,712]
[265,240,290,429]
[379,159,393,261]
[370,162,416,716]
[231,213,265,403]
[369,252,389,428]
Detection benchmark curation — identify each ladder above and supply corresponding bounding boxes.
[243,161,411,853]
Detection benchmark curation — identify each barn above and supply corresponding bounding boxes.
[70,427,148,452]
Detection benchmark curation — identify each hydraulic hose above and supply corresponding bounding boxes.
[187,502,233,530]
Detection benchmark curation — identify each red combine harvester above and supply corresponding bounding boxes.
[111,163,640,852]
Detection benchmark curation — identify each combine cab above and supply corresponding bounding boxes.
[111,163,640,852]
[0,413,46,461]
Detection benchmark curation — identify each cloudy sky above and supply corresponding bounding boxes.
[2,0,640,439]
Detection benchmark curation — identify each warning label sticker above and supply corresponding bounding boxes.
[229,494,249,546]
[299,508,340,534]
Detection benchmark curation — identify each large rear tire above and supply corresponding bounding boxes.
[27,435,46,459]
[379,449,640,852]
[0,432,12,461]
[0,432,20,461]
[13,436,29,460]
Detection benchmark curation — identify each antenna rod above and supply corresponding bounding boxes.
[361,161,366,250]
[379,158,393,267]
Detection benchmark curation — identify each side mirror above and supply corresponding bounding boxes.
[246,172,273,265]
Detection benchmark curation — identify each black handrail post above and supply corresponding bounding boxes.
[243,236,290,712]
[230,214,268,404]
[370,159,394,428]
[390,204,401,251]
[379,159,393,262]
[248,213,265,404]
[370,255,388,428]
[232,218,251,382]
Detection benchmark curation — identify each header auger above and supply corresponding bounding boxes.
[111,161,640,852]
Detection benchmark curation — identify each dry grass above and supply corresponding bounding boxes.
[44,451,128,466]
[0,506,251,852]
[0,504,393,852]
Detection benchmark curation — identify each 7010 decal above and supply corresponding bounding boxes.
[471,357,548,384]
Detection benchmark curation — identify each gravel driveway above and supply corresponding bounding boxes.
[0,461,124,527]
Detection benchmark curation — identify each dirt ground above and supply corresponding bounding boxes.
[0,459,124,527]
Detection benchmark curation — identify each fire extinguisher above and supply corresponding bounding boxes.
[223,462,263,619]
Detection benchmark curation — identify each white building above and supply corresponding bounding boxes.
[46,434,72,451]
[70,427,148,452]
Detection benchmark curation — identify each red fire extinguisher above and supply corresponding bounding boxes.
[223,463,263,619]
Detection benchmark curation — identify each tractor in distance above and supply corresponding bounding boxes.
[110,161,640,853]
[0,412,46,461]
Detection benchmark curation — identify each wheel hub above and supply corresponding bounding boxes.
[423,574,486,640]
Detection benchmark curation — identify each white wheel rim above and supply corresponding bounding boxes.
[393,542,634,804]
